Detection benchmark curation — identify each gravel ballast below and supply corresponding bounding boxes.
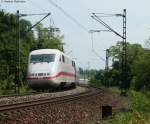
[0,88,121,124]
[0,86,88,105]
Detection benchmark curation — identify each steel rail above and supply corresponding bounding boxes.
[0,91,44,99]
[0,87,80,98]
[0,87,102,113]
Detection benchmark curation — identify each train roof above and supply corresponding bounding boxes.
[30,49,62,55]
[29,49,73,60]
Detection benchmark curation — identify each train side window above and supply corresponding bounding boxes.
[62,55,65,63]
[72,61,75,67]
[59,56,61,62]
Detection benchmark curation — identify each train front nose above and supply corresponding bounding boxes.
[27,72,58,89]
[27,52,57,89]
[27,62,56,89]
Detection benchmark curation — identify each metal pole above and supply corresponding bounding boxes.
[14,11,50,93]
[105,49,109,70]
[121,9,127,93]
[15,10,20,94]
[124,9,127,92]
[87,61,90,79]
[105,49,109,87]
[37,28,41,49]
[91,9,127,92]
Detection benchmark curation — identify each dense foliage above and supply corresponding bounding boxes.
[0,11,64,92]
[91,41,150,91]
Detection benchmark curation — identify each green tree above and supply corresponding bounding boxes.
[108,42,144,90]
[92,41,150,91]
[0,11,64,92]
[131,49,150,90]
[0,11,36,90]
[35,24,64,51]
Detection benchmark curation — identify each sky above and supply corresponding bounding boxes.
[0,0,150,70]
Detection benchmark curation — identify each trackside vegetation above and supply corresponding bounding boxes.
[91,42,150,91]
[0,10,64,93]
[90,41,150,123]
[105,90,150,124]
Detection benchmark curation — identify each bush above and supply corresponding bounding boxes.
[130,91,150,121]
[111,112,132,124]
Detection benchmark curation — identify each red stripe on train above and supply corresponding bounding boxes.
[27,72,75,80]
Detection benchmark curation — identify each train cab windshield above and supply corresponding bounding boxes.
[30,54,55,63]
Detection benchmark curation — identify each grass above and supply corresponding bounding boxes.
[105,88,150,124]
[109,86,121,93]
[88,84,150,124]
[130,90,150,121]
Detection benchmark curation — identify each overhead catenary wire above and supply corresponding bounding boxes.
[91,13,124,39]
[27,13,51,32]
[93,12,123,18]
[47,0,89,33]
[91,32,94,49]
[94,12,117,16]
[20,13,51,17]
[49,15,58,29]
[92,13,115,33]
[92,15,121,38]
[92,49,105,62]
[32,0,105,63]
[90,32,105,62]
[28,1,59,37]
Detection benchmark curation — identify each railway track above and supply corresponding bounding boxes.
[0,88,72,99]
[0,87,102,113]
[0,91,42,99]
[0,85,85,99]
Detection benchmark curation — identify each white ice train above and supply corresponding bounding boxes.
[27,49,79,90]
